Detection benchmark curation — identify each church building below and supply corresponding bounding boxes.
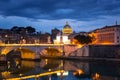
[54,22,72,44]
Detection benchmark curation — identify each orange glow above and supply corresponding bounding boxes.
[89,32,97,44]
[77,69,83,75]
[59,49,63,53]
[77,44,83,48]
[1,47,12,55]
[71,39,78,44]
[100,42,113,45]
[72,39,83,48]
[73,69,83,75]
[92,73,100,80]
[1,71,11,78]
[45,59,48,64]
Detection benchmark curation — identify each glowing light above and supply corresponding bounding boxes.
[57,71,69,76]
[73,69,84,75]
[7,70,64,80]
[1,71,11,79]
[54,35,70,44]
[7,61,10,69]
[62,22,72,34]
[59,49,63,53]
[101,42,112,45]
[77,44,83,48]
[45,59,48,64]
[92,73,100,80]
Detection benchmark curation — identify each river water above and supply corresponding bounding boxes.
[0,58,120,80]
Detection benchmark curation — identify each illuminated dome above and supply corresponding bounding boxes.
[62,22,72,34]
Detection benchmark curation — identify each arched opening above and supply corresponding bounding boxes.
[6,48,36,60]
[17,48,35,60]
[40,47,63,57]
[6,49,21,61]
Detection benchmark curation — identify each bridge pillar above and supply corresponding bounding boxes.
[64,45,77,56]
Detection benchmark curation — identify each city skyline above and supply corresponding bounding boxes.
[0,0,120,33]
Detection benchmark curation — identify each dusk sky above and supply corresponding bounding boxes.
[0,0,120,33]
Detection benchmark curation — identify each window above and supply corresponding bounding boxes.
[117,40,119,43]
[117,36,119,39]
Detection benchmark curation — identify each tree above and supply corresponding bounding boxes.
[11,26,25,34]
[11,26,19,33]
[74,35,92,45]
[26,26,36,34]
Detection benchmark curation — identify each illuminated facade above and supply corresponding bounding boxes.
[54,33,70,44]
[54,22,72,44]
[91,25,120,45]
[62,22,72,35]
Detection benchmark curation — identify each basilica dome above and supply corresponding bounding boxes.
[62,22,72,34]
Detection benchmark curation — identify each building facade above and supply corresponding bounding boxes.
[51,28,60,43]
[92,25,120,45]
[54,33,71,44]
[54,22,72,44]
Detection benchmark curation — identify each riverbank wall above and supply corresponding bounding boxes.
[89,45,120,58]
[70,45,120,58]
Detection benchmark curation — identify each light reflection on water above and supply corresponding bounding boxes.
[0,58,120,80]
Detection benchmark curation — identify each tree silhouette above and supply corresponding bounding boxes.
[11,26,19,33]
[26,26,35,34]
[11,26,36,34]
[74,35,92,44]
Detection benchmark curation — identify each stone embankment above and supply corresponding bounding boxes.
[68,45,120,61]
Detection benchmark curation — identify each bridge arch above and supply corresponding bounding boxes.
[5,48,36,60]
[0,44,64,60]
[0,44,77,60]
[6,49,21,61]
[40,47,63,57]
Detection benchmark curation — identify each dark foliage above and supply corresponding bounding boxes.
[11,26,36,34]
[26,26,36,34]
[74,35,92,44]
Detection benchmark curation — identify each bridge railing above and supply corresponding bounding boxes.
[0,43,64,46]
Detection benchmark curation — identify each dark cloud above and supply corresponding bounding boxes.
[0,0,120,21]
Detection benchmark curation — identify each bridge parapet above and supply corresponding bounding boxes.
[0,44,77,59]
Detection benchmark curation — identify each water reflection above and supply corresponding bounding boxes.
[92,73,100,80]
[42,59,61,70]
[0,57,21,79]
[0,58,120,80]
[7,58,21,70]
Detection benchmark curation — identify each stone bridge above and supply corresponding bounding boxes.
[0,44,77,60]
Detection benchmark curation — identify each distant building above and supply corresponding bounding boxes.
[54,22,72,44]
[90,25,120,45]
[51,28,60,43]
[54,33,70,44]
[62,21,72,35]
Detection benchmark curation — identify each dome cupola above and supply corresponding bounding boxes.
[62,21,72,34]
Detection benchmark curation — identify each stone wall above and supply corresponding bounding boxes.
[89,45,120,58]
[69,45,89,57]
[70,45,120,58]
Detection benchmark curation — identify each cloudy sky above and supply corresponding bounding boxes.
[0,0,120,33]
